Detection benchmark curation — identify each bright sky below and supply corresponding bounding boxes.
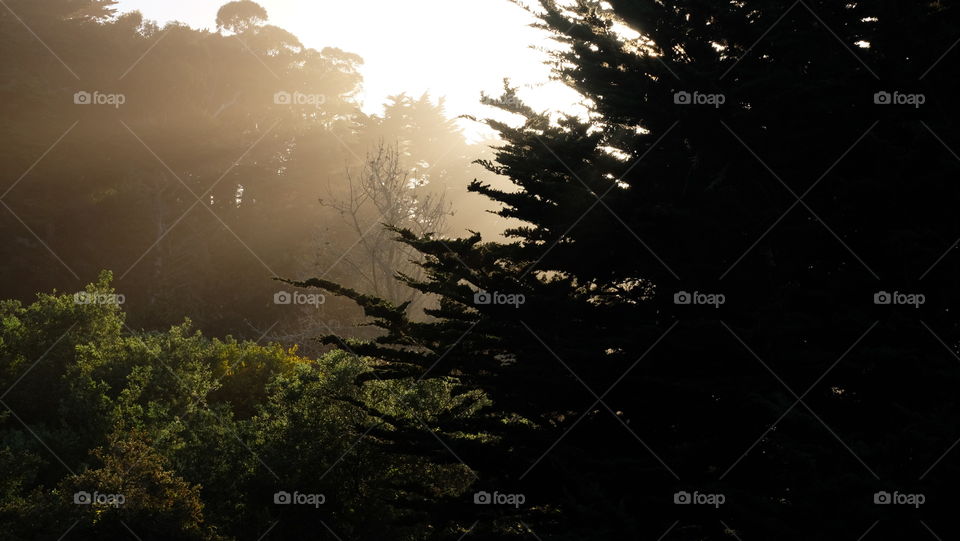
[113,0,580,139]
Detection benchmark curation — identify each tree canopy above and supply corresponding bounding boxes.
[216,0,268,34]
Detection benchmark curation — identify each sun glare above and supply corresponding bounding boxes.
[115,0,583,140]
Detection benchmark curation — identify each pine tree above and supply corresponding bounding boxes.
[291,1,960,539]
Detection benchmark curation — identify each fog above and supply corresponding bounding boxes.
[0,0,534,342]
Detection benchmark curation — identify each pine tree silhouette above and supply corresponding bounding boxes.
[290,1,960,539]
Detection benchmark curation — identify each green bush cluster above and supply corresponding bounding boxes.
[0,272,487,540]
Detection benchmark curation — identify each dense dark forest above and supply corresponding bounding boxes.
[2,0,960,539]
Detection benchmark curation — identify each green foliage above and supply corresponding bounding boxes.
[0,275,487,539]
[56,434,224,541]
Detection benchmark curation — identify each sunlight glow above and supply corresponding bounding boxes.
[114,0,583,140]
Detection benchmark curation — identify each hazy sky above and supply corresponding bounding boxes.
[114,0,579,137]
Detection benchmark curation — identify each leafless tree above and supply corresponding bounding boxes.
[319,140,452,306]
[254,141,452,349]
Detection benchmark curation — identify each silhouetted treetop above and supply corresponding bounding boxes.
[216,0,268,34]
